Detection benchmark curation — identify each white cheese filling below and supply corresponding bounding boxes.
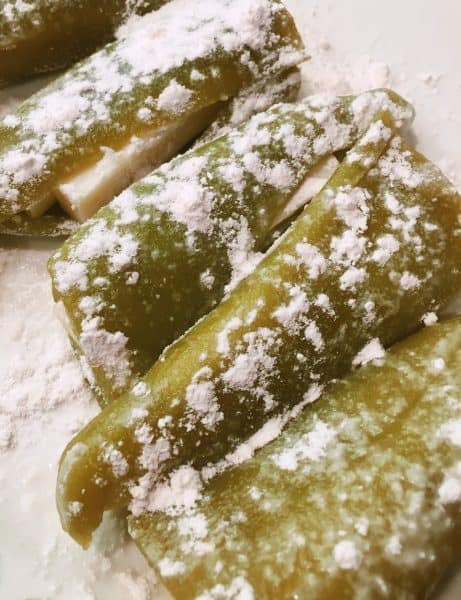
[272,155,339,227]
[53,103,221,222]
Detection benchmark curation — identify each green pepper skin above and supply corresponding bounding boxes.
[196,67,302,146]
[0,0,304,222]
[49,90,413,404]
[131,318,461,600]
[56,110,461,547]
[0,1,168,85]
[1,67,301,240]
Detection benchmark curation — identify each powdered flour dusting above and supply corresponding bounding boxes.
[1,1,461,599]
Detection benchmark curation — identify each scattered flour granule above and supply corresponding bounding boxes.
[2,0,461,598]
[333,540,362,570]
[0,247,166,599]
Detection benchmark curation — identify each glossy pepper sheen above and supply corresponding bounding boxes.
[0,0,169,85]
[56,112,461,548]
[49,90,413,404]
[0,0,304,223]
[131,318,461,600]
[0,66,302,239]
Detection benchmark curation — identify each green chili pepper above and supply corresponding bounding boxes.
[0,205,78,237]
[131,317,461,600]
[0,0,169,85]
[56,107,461,547]
[49,90,412,404]
[0,0,304,224]
[2,65,302,238]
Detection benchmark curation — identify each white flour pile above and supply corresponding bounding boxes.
[1,1,460,599]
[0,244,164,600]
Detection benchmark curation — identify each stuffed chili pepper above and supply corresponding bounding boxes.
[0,0,169,85]
[49,90,413,404]
[0,0,304,229]
[56,110,461,547]
[131,317,461,599]
[0,66,302,239]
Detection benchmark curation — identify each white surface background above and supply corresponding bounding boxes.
[1,1,461,598]
[286,0,461,191]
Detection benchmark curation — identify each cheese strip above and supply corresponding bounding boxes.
[272,155,339,227]
[56,109,461,547]
[131,317,461,600]
[54,66,303,223]
[54,103,223,222]
[49,90,412,404]
[0,0,304,224]
[0,1,167,85]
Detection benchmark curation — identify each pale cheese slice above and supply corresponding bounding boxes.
[54,103,221,222]
[272,155,339,227]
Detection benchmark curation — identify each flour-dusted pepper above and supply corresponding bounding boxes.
[49,90,412,404]
[1,67,302,239]
[0,0,170,85]
[196,67,302,146]
[130,317,461,600]
[0,0,304,226]
[56,112,461,548]
[0,1,171,85]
